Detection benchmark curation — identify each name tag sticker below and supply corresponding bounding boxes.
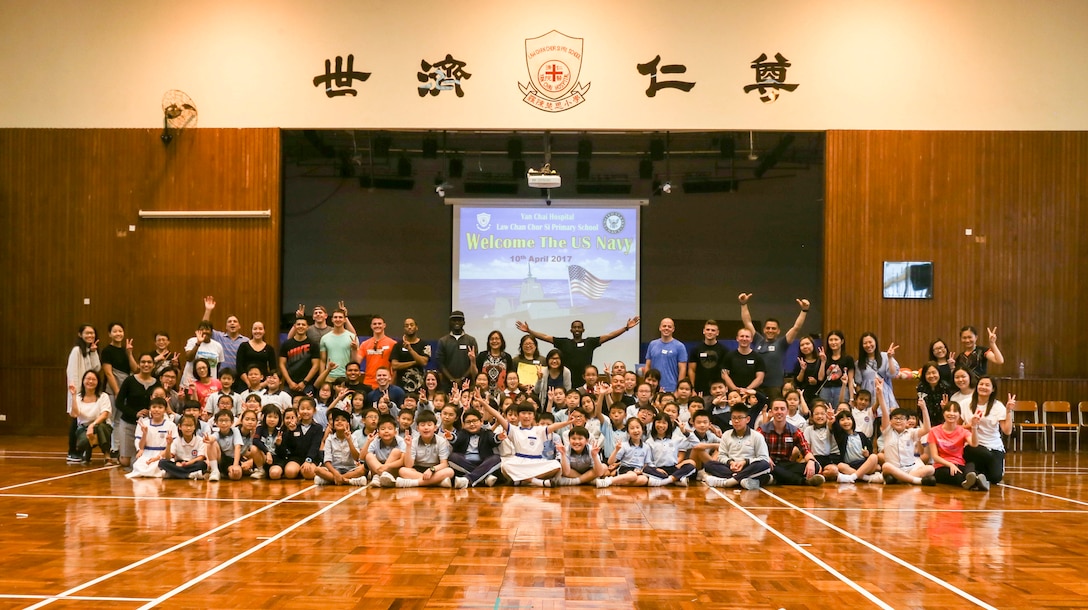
[767,346,776,352]
[459,344,467,350]
[576,342,585,347]
[747,359,755,365]
[699,352,708,358]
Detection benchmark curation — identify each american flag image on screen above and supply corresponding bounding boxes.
[567,264,610,299]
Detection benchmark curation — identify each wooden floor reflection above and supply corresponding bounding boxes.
[2,438,1088,609]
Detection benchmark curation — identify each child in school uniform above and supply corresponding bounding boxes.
[803,403,842,481]
[289,397,324,480]
[397,409,417,440]
[448,406,502,487]
[599,417,655,488]
[480,399,571,487]
[352,407,380,446]
[555,426,608,486]
[255,404,282,478]
[204,369,242,419]
[158,414,209,480]
[382,410,464,488]
[268,406,299,480]
[127,397,178,478]
[704,404,773,489]
[831,409,883,484]
[645,412,697,486]
[314,407,368,486]
[685,411,721,472]
[361,414,405,486]
[439,404,461,444]
[880,394,937,486]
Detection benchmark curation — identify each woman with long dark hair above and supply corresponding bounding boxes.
[65,325,100,463]
[855,332,899,411]
[963,375,1014,490]
[819,330,854,407]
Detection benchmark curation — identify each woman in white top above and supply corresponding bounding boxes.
[66,325,100,463]
[69,369,112,464]
[963,375,1014,490]
[949,366,976,422]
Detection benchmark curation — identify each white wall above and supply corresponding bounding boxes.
[2,0,1086,129]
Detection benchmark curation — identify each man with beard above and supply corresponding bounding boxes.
[436,311,478,390]
[515,316,639,389]
[738,293,809,398]
[201,296,248,372]
[392,317,430,394]
[688,319,728,396]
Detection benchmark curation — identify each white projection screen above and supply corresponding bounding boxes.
[450,199,642,377]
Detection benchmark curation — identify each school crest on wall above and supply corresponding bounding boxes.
[519,30,591,112]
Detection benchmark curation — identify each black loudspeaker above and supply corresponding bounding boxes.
[577,159,591,180]
[578,139,593,159]
[373,135,392,157]
[639,158,653,180]
[507,137,523,159]
[650,139,665,161]
[511,158,526,178]
[397,156,412,177]
[448,158,463,178]
[422,138,438,158]
[719,136,735,158]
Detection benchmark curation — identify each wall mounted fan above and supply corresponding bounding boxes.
[160,90,198,145]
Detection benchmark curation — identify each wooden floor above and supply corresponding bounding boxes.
[1,438,1087,609]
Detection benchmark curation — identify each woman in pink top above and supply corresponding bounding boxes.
[928,402,982,490]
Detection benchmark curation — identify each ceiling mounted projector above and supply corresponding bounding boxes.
[527,163,561,189]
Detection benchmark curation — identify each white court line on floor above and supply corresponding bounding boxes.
[23,484,320,609]
[0,593,154,602]
[705,486,894,610]
[997,483,1088,508]
[0,492,334,505]
[135,486,368,610]
[0,465,115,492]
[760,489,999,610]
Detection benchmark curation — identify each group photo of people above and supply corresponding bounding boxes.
[64,292,1009,493]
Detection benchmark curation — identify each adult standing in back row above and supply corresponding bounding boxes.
[739,293,810,399]
[516,316,639,390]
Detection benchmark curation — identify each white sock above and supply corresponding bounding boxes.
[559,477,582,486]
[911,476,922,485]
[837,473,857,483]
[704,475,728,487]
[396,477,419,488]
[647,475,672,487]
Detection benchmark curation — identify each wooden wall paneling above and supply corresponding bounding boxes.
[825,131,1088,380]
[0,128,281,435]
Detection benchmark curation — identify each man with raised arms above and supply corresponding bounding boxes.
[516,316,639,389]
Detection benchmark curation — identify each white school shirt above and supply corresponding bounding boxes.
[135,418,178,451]
[170,434,207,462]
[882,426,921,469]
[507,425,548,458]
[852,406,877,438]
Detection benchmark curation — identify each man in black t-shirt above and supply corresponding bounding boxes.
[722,328,766,395]
[280,316,320,396]
[391,317,430,394]
[515,316,639,389]
[688,319,729,396]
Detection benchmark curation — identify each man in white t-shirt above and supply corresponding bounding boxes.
[182,320,225,387]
